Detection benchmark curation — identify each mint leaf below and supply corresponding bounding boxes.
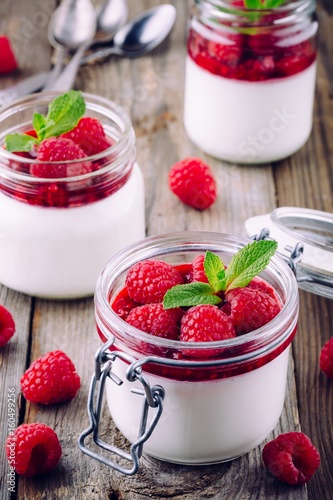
[40,90,85,139]
[32,113,47,140]
[163,282,221,309]
[4,90,86,152]
[244,0,287,8]
[225,240,278,291]
[244,0,263,9]
[263,0,287,7]
[5,133,38,153]
[204,251,226,292]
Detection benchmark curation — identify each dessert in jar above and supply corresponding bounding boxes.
[0,91,145,298]
[79,231,299,474]
[183,0,318,163]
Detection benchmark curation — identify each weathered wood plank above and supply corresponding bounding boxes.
[0,0,331,498]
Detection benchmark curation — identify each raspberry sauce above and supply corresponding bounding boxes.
[188,27,317,82]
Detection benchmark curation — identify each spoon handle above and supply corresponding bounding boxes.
[46,41,92,91]
[43,47,67,90]
[80,46,117,65]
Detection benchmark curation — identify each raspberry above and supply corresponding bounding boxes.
[168,157,217,210]
[262,432,320,485]
[0,36,18,74]
[320,336,333,378]
[125,260,183,304]
[0,304,15,347]
[192,255,208,283]
[30,137,93,178]
[6,423,61,477]
[20,350,81,405]
[61,117,112,156]
[225,284,282,334]
[126,303,183,340]
[180,305,236,342]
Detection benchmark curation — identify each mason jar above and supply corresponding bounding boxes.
[0,92,145,298]
[183,0,318,163]
[79,231,299,475]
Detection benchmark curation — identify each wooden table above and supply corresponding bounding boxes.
[0,1,332,498]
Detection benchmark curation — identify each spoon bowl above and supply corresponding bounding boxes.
[45,0,128,91]
[81,4,177,63]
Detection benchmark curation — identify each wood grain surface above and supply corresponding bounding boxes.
[0,1,332,499]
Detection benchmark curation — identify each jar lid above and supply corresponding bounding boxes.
[245,207,333,299]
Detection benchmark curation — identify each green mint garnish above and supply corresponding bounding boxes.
[244,0,287,8]
[5,90,85,153]
[163,240,278,309]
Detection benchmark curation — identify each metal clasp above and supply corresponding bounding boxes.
[252,228,333,291]
[78,339,165,475]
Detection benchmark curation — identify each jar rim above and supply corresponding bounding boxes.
[194,0,316,25]
[95,231,298,361]
[0,91,134,183]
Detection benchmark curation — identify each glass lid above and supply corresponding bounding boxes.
[245,207,333,299]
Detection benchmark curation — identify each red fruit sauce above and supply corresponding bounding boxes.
[188,26,317,82]
[101,262,296,382]
[1,136,131,208]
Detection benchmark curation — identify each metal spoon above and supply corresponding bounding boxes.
[43,0,97,89]
[81,4,177,64]
[0,4,176,102]
[45,0,128,91]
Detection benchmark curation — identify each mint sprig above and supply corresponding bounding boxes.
[244,0,287,8]
[5,90,85,153]
[163,240,278,309]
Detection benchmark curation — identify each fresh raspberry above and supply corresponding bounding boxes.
[125,260,183,304]
[192,255,209,283]
[246,276,281,300]
[262,432,320,485]
[126,303,183,340]
[6,423,61,477]
[61,117,112,156]
[225,284,282,334]
[168,157,217,210]
[0,36,18,74]
[180,305,236,342]
[320,336,333,378]
[20,350,81,405]
[0,304,15,347]
[30,137,93,178]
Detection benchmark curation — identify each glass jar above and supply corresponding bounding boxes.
[183,0,318,164]
[0,92,145,298]
[79,231,298,475]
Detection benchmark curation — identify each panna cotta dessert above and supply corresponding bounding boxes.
[183,0,318,163]
[80,232,299,473]
[0,91,145,298]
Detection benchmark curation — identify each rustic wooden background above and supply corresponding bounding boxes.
[0,0,332,499]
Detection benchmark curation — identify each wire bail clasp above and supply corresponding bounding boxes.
[78,339,165,475]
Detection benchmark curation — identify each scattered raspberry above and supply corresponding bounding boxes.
[0,36,18,74]
[320,336,333,378]
[262,432,320,485]
[0,304,15,347]
[30,137,93,178]
[125,260,183,304]
[168,157,217,210]
[224,285,282,334]
[6,423,61,477]
[126,303,183,340]
[180,305,236,342]
[192,255,209,283]
[61,117,112,156]
[20,350,81,405]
